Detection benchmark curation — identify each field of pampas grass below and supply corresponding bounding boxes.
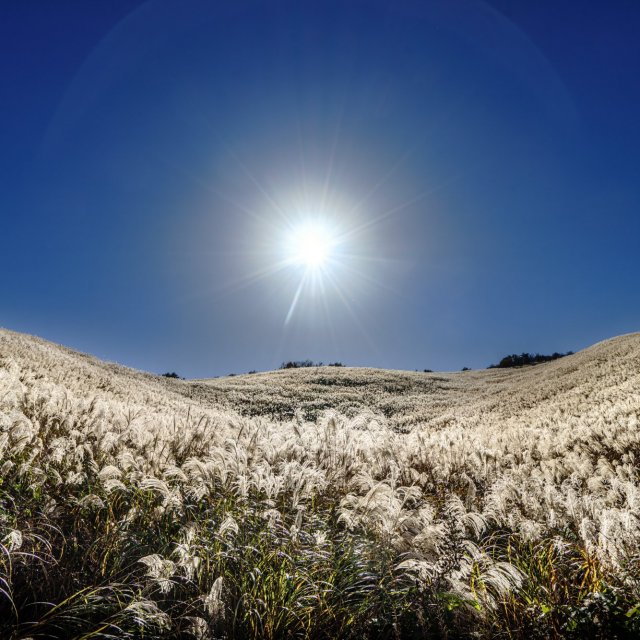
[1,327,640,638]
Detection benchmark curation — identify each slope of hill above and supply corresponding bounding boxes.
[191,333,640,430]
[1,327,639,638]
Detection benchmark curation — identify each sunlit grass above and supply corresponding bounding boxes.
[1,329,640,637]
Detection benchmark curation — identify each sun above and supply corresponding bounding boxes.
[288,221,335,269]
[280,216,346,324]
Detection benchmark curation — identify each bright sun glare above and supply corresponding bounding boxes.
[280,216,348,324]
[289,221,334,269]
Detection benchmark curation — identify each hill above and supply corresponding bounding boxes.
[1,328,640,638]
[190,335,638,430]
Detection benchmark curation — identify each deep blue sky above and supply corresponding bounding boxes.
[2,0,639,377]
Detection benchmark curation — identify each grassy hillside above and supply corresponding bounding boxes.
[190,337,639,429]
[1,328,639,638]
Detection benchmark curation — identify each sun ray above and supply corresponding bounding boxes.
[285,271,308,325]
[347,147,416,217]
[320,96,346,216]
[231,153,292,225]
[160,158,267,222]
[191,108,293,225]
[321,268,379,353]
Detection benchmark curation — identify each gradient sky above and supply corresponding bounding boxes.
[2,0,639,377]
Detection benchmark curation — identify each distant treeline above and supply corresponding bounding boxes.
[488,351,573,369]
[160,372,183,379]
[280,360,344,369]
[165,352,573,380]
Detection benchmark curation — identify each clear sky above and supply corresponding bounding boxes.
[2,0,639,377]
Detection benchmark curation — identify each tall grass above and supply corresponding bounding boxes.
[1,329,640,637]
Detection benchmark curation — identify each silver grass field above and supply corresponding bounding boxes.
[1,328,639,638]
